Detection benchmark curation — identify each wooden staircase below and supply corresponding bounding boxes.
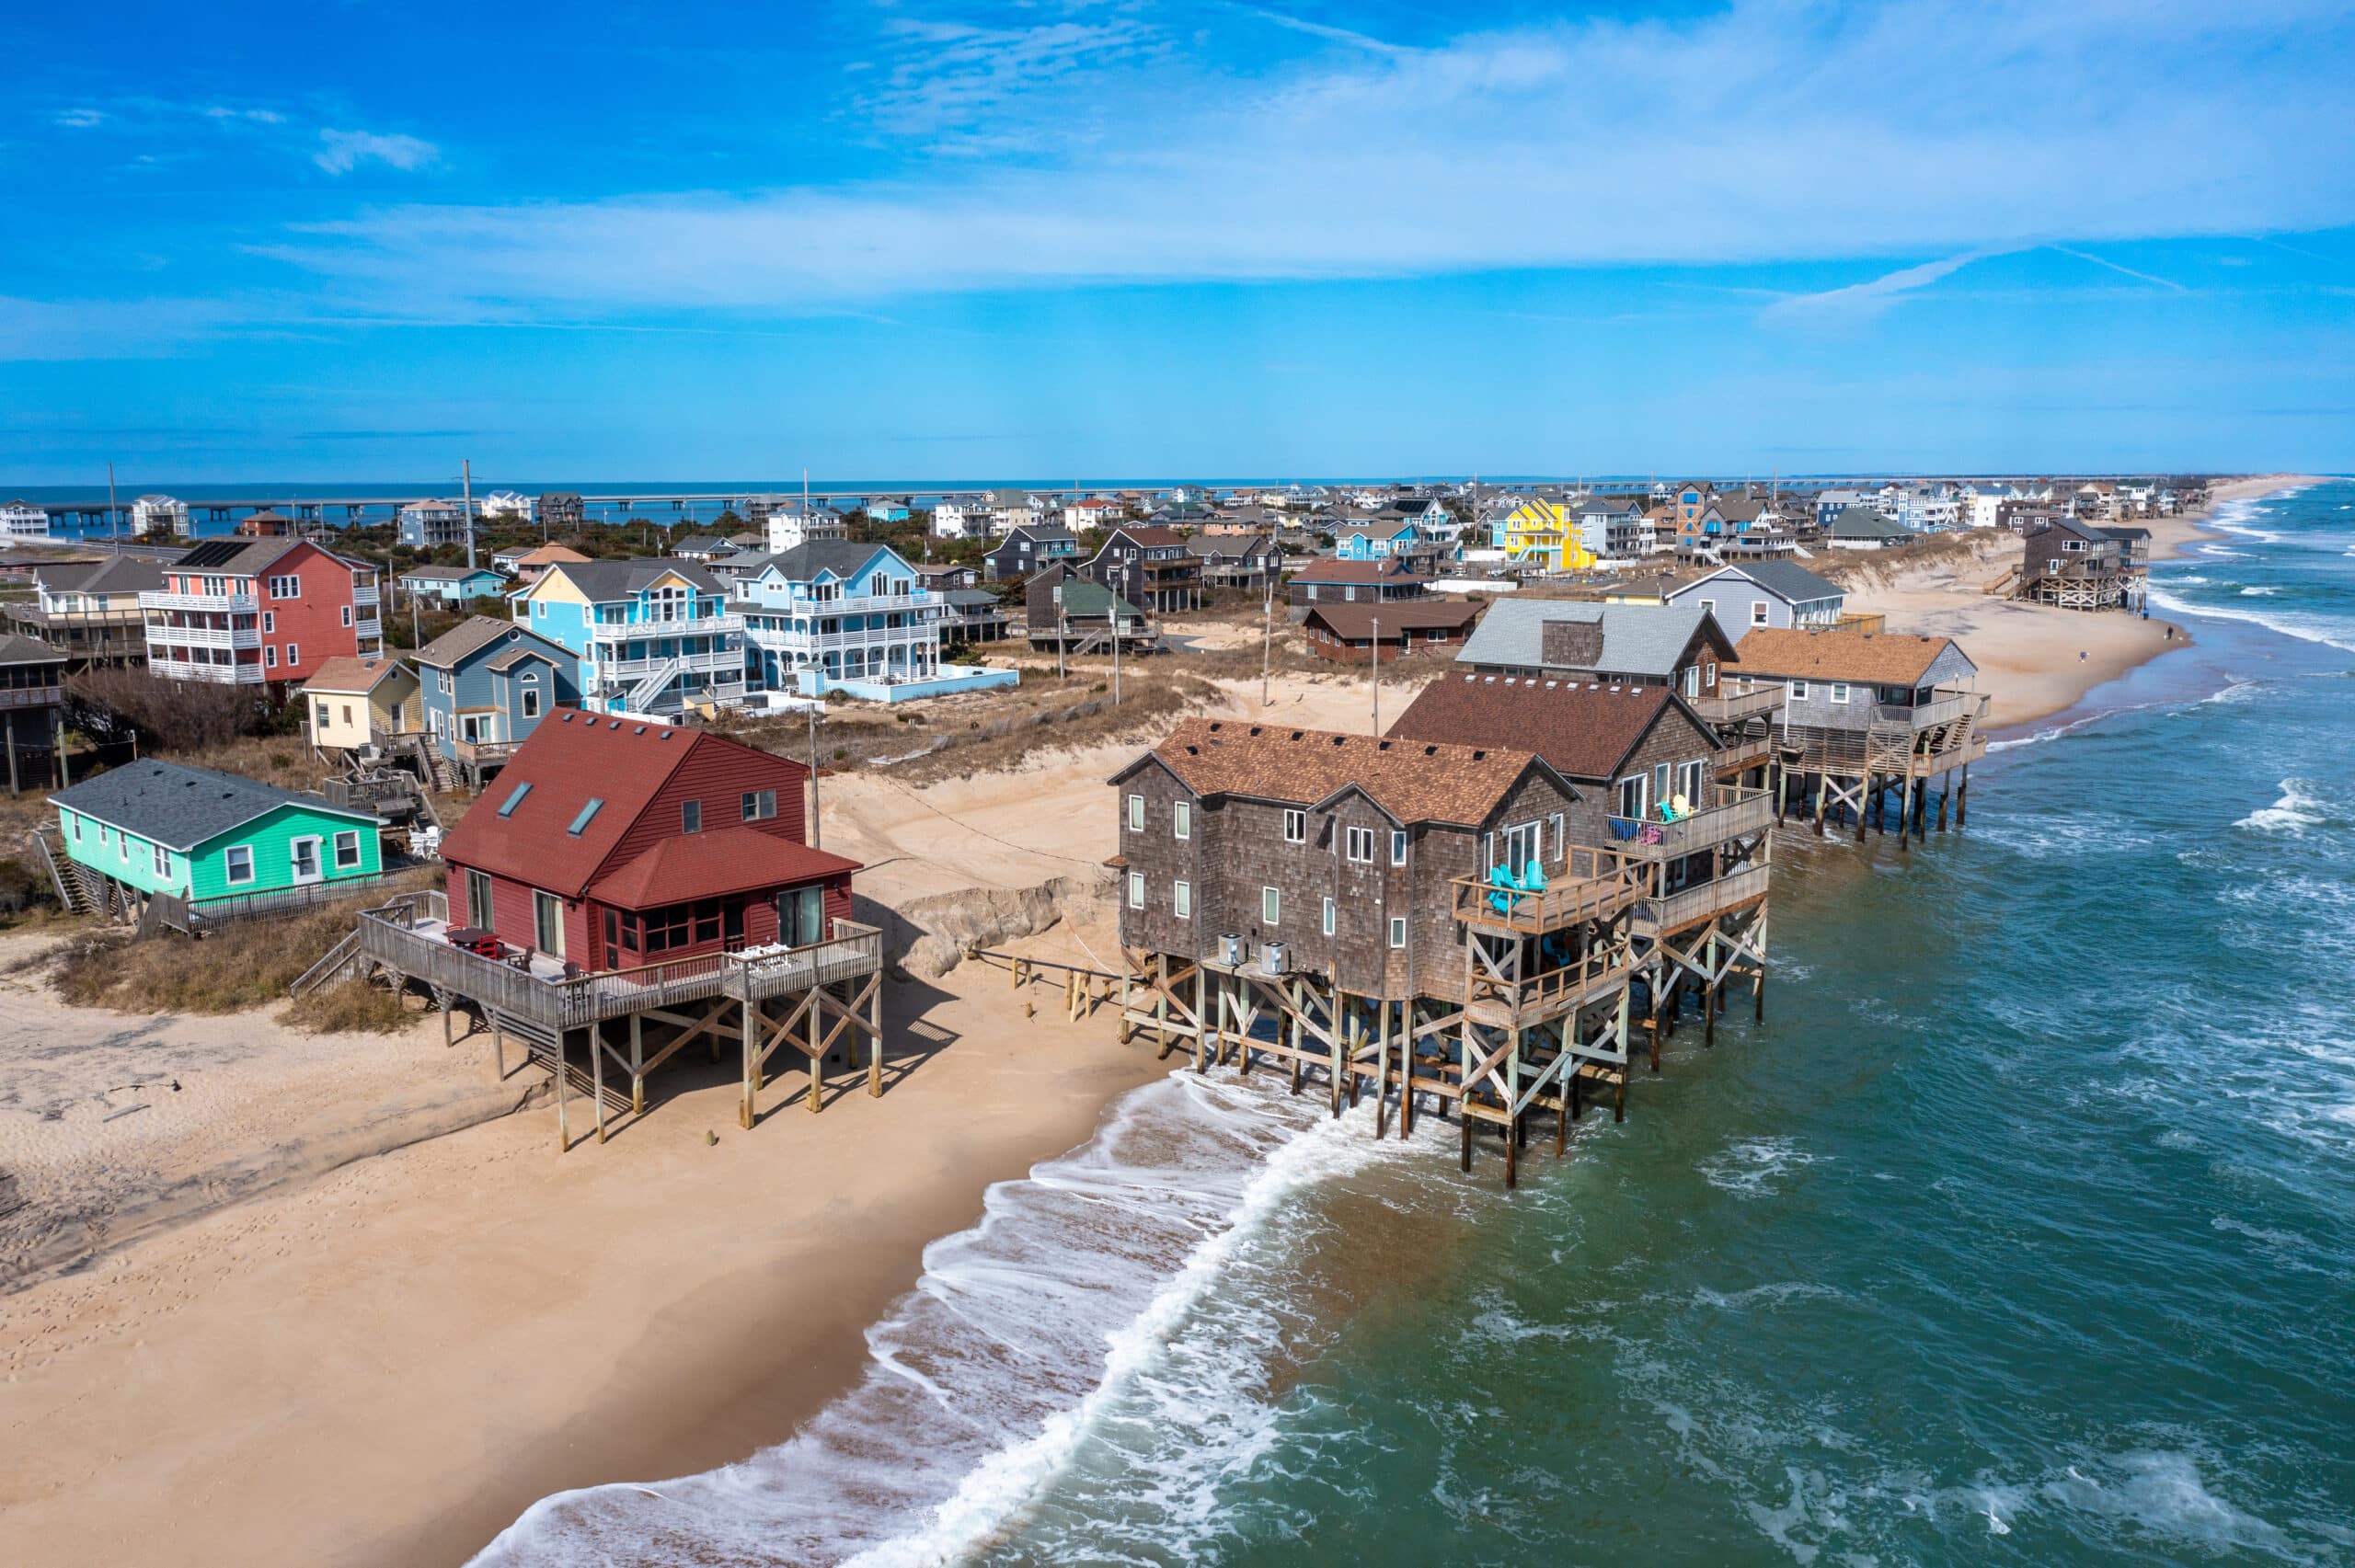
[408,734,454,794]
[289,930,363,997]
[492,1008,630,1113]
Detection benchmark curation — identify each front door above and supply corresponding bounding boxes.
[289,837,322,885]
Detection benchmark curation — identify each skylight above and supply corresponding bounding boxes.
[567,798,604,836]
[497,782,533,818]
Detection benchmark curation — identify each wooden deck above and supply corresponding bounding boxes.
[1606,785,1776,857]
[1631,862,1771,937]
[355,889,883,1031]
[1452,847,1647,934]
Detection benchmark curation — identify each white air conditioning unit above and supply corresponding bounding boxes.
[1259,941,1286,977]
[1219,933,1246,967]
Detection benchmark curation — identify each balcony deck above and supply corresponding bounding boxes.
[1688,685,1784,725]
[1452,846,1646,935]
[1631,863,1771,937]
[1606,785,1775,857]
[355,890,883,1032]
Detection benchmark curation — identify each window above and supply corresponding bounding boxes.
[1174,800,1190,841]
[498,781,532,818]
[1752,601,1770,626]
[332,830,362,871]
[268,574,300,599]
[340,703,354,727]
[153,842,170,877]
[1682,665,1700,698]
[568,798,604,836]
[1830,682,1851,704]
[1789,680,1809,701]
[1263,887,1281,925]
[1128,872,1144,910]
[1389,916,1407,949]
[1345,825,1374,862]
[341,605,353,627]
[1125,794,1144,831]
[1680,760,1707,807]
[1698,598,1715,616]
[741,789,776,822]
[262,611,275,635]
[1282,808,1306,843]
[534,890,566,956]
[264,645,278,669]
[1652,763,1672,811]
[286,643,298,666]
[521,686,541,718]
[1174,879,1191,919]
[1617,775,1646,819]
[289,836,322,884]
[1322,896,1335,935]
[225,844,255,884]
[1704,662,1717,689]
[682,799,702,833]
[1548,812,1565,861]
[70,813,81,841]
[1391,830,1408,866]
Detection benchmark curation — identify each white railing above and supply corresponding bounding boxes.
[752,627,941,657]
[352,585,382,608]
[139,590,258,613]
[591,611,747,637]
[596,646,745,681]
[353,617,383,640]
[147,656,267,684]
[145,621,261,650]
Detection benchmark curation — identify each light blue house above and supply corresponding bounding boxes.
[862,498,912,523]
[734,541,1017,704]
[398,565,508,604]
[1335,521,1422,561]
[511,558,745,717]
[410,615,584,785]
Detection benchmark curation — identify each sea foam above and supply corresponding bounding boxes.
[2236,778,2327,835]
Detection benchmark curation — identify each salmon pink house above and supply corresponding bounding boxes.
[139,537,383,688]
[435,710,858,971]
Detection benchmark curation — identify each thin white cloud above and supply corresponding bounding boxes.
[2045,245,2191,292]
[205,106,287,126]
[1230,4,1407,56]
[1762,252,1995,325]
[314,129,439,176]
[52,109,107,129]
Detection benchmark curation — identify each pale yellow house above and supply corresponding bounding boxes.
[301,656,421,754]
[1499,499,1599,572]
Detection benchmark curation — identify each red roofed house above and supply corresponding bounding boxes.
[437,710,859,971]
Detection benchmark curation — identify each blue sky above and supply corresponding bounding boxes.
[4,0,2353,485]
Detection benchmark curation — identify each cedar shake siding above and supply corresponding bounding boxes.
[1110,721,1583,1001]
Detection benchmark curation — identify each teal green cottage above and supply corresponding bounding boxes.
[51,760,385,909]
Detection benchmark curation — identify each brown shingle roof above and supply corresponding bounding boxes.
[1289,558,1429,585]
[1117,525,1189,548]
[1302,601,1480,641]
[1133,716,1545,827]
[1727,627,1956,684]
[1385,674,1701,781]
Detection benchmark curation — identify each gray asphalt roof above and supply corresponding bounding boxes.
[546,557,725,598]
[400,564,503,580]
[1453,600,1715,678]
[1673,560,1844,604]
[0,632,65,666]
[52,760,376,850]
[942,588,1002,607]
[729,541,892,582]
[34,555,167,595]
[1830,507,1909,539]
[414,614,574,670]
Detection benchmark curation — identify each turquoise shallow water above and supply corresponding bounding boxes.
[481,482,2355,1567]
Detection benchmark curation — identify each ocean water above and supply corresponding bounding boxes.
[478,482,2355,1566]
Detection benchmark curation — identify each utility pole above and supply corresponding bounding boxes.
[1260,578,1273,707]
[107,461,119,551]
[1371,616,1381,735]
[461,458,477,571]
[1112,589,1122,705]
[807,703,821,850]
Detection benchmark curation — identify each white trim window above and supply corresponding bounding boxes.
[332,830,362,871]
[1281,808,1306,843]
[1173,879,1191,920]
[1128,794,1144,832]
[1388,915,1407,949]
[1390,830,1407,866]
[224,844,255,884]
[286,642,298,666]
[1321,896,1335,935]
[1263,886,1281,925]
[264,645,278,669]
[1830,682,1851,704]
[1173,800,1190,840]
[1548,812,1565,862]
[1789,679,1809,701]
[341,605,353,627]
[1344,825,1374,862]
[1752,601,1770,626]
[1128,872,1144,910]
[741,789,777,821]
[1616,775,1646,819]
[262,611,275,635]
[153,842,170,877]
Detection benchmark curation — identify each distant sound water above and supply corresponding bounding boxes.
[477,481,2355,1566]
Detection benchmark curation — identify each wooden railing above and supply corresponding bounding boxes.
[1633,863,1772,934]
[1688,686,1783,725]
[354,896,882,1029]
[1452,846,1646,933]
[1606,785,1776,856]
[1871,690,1977,729]
[1465,940,1636,1018]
